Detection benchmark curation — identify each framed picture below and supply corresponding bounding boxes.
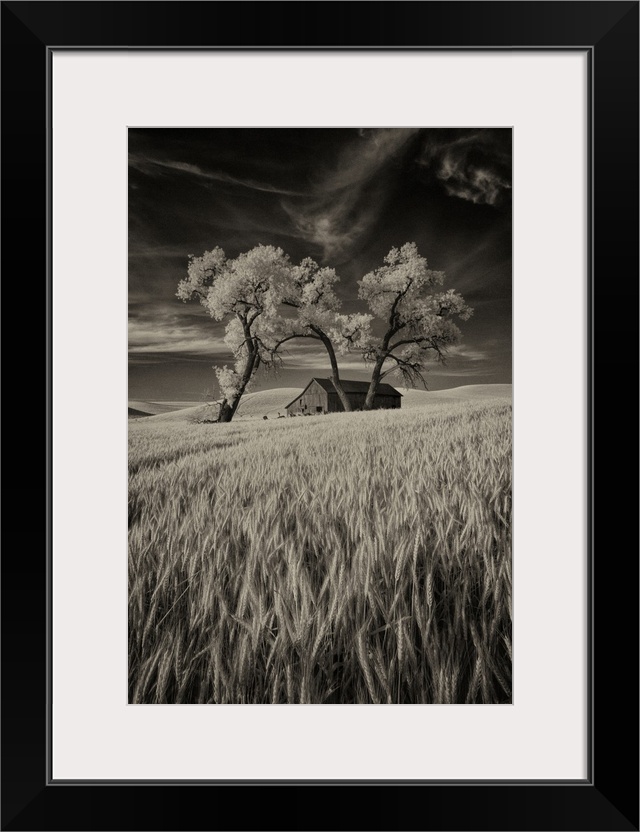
[3,2,637,830]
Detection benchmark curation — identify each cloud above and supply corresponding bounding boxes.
[128,243,193,260]
[128,302,229,356]
[282,353,368,373]
[127,353,217,366]
[426,365,498,378]
[447,344,489,362]
[128,153,304,196]
[128,324,227,355]
[281,129,418,261]
[416,130,511,206]
[264,337,489,375]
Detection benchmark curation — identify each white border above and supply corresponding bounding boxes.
[52,51,587,780]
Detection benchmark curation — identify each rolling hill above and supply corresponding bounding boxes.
[397,383,512,408]
[128,406,154,418]
[128,400,200,417]
[131,384,511,424]
[138,388,303,423]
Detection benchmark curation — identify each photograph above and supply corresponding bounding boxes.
[128,127,513,705]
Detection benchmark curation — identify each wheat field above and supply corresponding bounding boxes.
[128,397,512,704]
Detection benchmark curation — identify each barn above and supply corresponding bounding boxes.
[284,378,402,416]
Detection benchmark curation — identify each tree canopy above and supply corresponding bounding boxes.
[177,241,471,421]
[356,243,472,408]
[177,244,290,422]
[264,257,370,412]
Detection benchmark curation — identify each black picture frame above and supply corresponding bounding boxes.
[2,2,638,830]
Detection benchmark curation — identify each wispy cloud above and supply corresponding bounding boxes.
[128,243,193,260]
[281,353,368,373]
[417,130,511,206]
[281,129,418,261]
[129,153,304,196]
[447,344,489,362]
[128,326,227,355]
[426,365,498,378]
[128,303,228,356]
[127,353,218,366]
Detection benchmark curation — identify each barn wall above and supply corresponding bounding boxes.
[326,392,367,411]
[287,382,402,414]
[328,392,401,411]
[371,394,401,410]
[327,392,347,412]
[286,380,329,415]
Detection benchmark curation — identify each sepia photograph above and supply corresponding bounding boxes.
[128,127,512,704]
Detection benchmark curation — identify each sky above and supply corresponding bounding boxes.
[129,128,512,401]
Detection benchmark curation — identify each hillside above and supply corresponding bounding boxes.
[128,400,199,417]
[235,387,303,417]
[129,395,512,704]
[128,406,154,418]
[133,384,511,424]
[141,388,303,424]
[398,383,512,409]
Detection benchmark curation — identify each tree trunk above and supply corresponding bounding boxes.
[363,356,386,410]
[217,400,234,423]
[217,330,260,423]
[314,329,352,412]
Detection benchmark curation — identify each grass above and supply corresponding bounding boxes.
[128,397,512,704]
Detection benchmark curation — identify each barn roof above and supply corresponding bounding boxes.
[284,377,402,409]
[311,377,402,396]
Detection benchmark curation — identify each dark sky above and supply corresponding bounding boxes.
[129,128,512,401]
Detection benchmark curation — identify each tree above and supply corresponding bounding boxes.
[177,245,290,422]
[264,257,371,412]
[356,242,472,409]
